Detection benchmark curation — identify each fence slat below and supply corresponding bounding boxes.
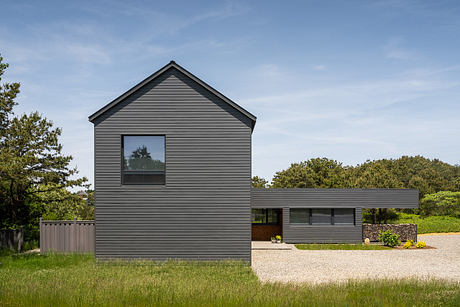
[40,219,95,254]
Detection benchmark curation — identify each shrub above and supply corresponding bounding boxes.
[275,235,281,241]
[403,241,412,249]
[416,241,426,249]
[420,191,460,218]
[378,230,401,248]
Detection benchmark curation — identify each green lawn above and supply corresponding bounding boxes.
[1,253,459,306]
[295,244,391,250]
[394,213,460,234]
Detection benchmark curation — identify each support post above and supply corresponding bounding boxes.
[39,217,43,254]
[73,217,77,252]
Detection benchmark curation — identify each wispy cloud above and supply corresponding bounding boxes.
[313,65,327,71]
[384,38,421,60]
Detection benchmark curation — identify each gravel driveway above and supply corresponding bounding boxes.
[251,234,460,284]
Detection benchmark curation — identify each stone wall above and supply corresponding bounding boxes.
[362,224,417,242]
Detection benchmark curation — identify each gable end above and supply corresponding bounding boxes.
[88,61,257,130]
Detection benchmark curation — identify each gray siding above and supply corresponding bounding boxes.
[282,207,363,243]
[93,67,252,261]
[251,188,419,208]
[252,188,417,243]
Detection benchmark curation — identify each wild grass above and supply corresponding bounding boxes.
[395,213,460,234]
[295,243,391,250]
[1,253,459,306]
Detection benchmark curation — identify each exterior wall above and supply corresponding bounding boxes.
[251,225,282,241]
[93,67,252,261]
[251,188,418,243]
[251,188,419,209]
[282,207,363,243]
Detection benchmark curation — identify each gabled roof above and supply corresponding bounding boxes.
[88,61,257,129]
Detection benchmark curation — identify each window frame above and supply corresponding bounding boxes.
[332,208,355,226]
[289,208,355,226]
[289,208,310,225]
[120,134,166,186]
[251,209,281,225]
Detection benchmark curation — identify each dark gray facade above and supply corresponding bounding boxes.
[90,61,419,258]
[251,188,418,243]
[282,207,363,243]
[90,62,255,261]
[251,188,419,208]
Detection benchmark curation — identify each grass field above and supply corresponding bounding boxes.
[295,244,391,250]
[1,253,459,306]
[394,213,460,234]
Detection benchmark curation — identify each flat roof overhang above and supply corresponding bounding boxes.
[251,188,419,209]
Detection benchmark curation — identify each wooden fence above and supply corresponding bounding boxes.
[40,218,95,253]
[0,227,24,252]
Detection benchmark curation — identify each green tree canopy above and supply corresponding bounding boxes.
[271,158,346,188]
[0,55,87,239]
[251,176,268,188]
[420,191,460,218]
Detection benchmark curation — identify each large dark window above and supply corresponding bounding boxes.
[251,209,280,225]
[290,208,310,224]
[122,135,165,185]
[311,209,332,225]
[333,208,354,225]
[289,208,355,226]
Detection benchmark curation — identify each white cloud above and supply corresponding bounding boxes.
[313,65,327,71]
[384,37,421,60]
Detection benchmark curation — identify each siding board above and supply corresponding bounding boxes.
[251,188,419,208]
[93,67,251,261]
[252,189,417,243]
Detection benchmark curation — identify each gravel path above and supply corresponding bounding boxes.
[251,234,460,284]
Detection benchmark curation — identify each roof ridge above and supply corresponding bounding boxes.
[88,61,257,130]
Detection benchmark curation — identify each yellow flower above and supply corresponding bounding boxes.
[416,241,426,248]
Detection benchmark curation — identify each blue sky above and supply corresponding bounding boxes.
[1,0,460,186]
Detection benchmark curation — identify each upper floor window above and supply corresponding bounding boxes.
[122,135,165,185]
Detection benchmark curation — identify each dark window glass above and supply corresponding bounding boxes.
[334,208,354,225]
[311,209,332,225]
[267,209,280,224]
[251,209,266,224]
[122,136,165,185]
[251,209,280,225]
[290,208,310,224]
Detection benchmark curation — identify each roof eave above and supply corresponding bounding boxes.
[88,61,257,131]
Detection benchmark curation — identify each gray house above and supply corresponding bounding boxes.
[89,61,418,261]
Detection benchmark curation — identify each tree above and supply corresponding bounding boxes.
[420,191,460,218]
[0,55,19,134]
[271,158,346,188]
[0,55,87,239]
[126,145,165,170]
[347,160,403,223]
[252,176,268,188]
[348,160,403,189]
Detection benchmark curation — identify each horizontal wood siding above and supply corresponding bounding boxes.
[282,207,363,243]
[93,68,251,261]
[251,188,419,208]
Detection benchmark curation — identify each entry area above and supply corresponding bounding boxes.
[251,208,282,241]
